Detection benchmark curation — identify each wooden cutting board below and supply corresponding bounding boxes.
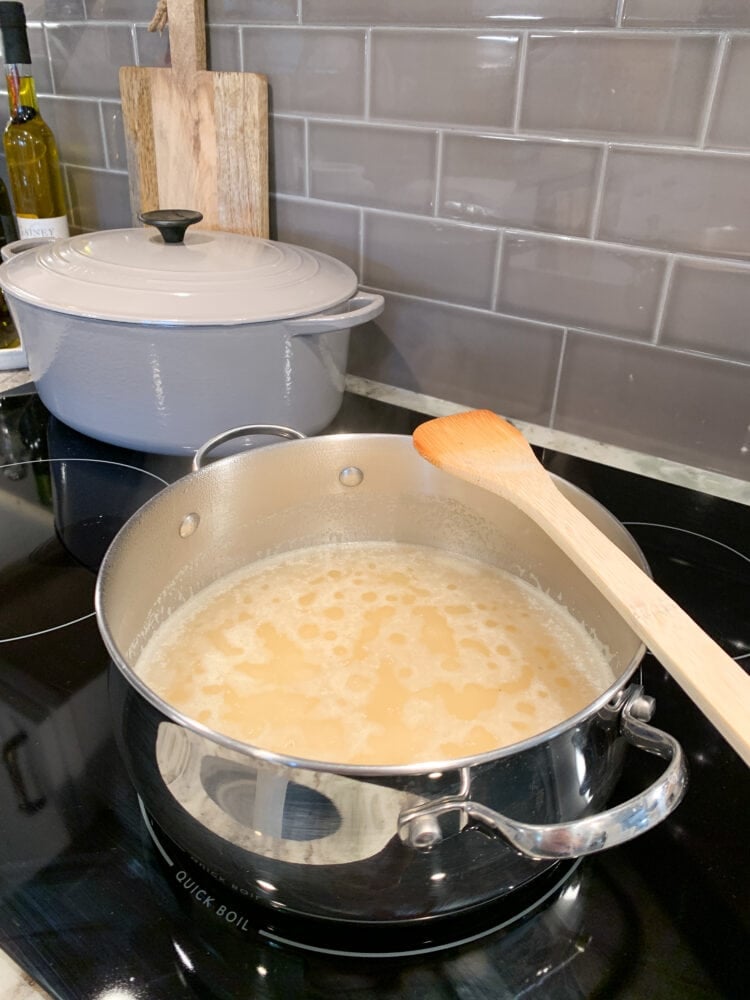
[119,0,268,237]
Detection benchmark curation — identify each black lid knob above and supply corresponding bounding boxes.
[0,2,31,64]
[139,209,203,245]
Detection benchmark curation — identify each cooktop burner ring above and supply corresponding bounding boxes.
[0,456,168,641]
[621,519,750,663]
[139,798,582,959]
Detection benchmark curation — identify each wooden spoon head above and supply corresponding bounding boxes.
[413,410,545,496]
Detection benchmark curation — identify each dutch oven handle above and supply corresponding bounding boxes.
[285,292,384,335]
[192,424,306,472]
[398,685,688,860]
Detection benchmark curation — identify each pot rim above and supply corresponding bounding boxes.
[0,228,360,326]
[95,434,650,777]
[2,287,355,328]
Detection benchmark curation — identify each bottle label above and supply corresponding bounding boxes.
[16,215,69,239]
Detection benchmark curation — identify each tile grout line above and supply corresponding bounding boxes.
[511,31,528,134]
[651,255,676,345]
[548,328,568,429]
[588,144,609,240]
[363,28,372,121]
[227,106,750,160]
[303,117,311,199]
[697,33,729,149]
[614,0,626,29]
[273,191,750,272]
[97,101,111,171]
[355,282,750,367]
[490,230,504,312]
[40,23,56,94]
[358,207,365,283]
[433,130,444,219]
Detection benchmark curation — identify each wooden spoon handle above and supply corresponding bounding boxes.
[168,0,207,77]
[412,410,750,767]
[514,474,750,766]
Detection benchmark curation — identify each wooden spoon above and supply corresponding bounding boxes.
[413,409,750,767]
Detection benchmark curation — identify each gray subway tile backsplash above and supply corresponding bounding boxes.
[47,24,134,99]
[134,24,170,68]
[101,101,128,172]
[497,232,666,338]
[302,1,617,28]
[66,166,131,231]
[241,27,366,116]
[622,0,750,30]
[23,1,85,18]
[309,121,437,213]
[440,133,601,237]
[362,212,499,309]
[42,98,107,169]
[555,333,750,479]
[273,195,361,274]
[370,30,519,128]
[706,36,750,150]
[522,33,716,143]
[206,26,241,72]
[85,0,158,20]
[208,1,299,24]
[26,26,53,94]
[270,117,306,196]
[598,148,750,258]
[5,6,749,480]
[348,294,563,426]
[661,259,750,363]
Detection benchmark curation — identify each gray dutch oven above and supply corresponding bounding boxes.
[0,210,383,454]
[96,426,687,924]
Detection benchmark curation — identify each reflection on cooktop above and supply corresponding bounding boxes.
[0,457,167,641]
[621,521,749,662]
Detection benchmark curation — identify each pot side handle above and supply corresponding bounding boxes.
[192,424,306,471]
[285,292,384,336]
[398,686,688,860]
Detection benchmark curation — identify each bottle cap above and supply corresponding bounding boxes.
[0,2,31,65]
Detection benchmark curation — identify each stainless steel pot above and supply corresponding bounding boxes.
[96,427,687,924]
[0,211,383,454]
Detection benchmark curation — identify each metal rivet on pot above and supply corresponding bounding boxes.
[404,815,443,850]
[339,466,364,487]
[179,512,201,538]
[629,694,656,722]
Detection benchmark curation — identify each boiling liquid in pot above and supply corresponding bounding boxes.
[136,542,615,765]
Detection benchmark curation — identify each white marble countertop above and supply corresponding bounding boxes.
[0,362,748,998]
[0,951,50,999]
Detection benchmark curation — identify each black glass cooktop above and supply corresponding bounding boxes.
[0,387,748,999]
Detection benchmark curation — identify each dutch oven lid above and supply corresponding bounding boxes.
[0,210,359,326]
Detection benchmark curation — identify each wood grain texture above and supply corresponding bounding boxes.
[119,0,268,237]
[119,66,159,218]
[414,409,750,767]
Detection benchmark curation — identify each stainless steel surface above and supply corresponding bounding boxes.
[398,685,687,859]
[96,432,685,923]
[191,423,306,471]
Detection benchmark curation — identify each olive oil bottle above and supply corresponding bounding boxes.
[0,1,69,239]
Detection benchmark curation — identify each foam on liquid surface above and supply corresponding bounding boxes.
[136,542,615,765]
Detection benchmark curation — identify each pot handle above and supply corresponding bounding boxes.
[285,292,384,336]
[0,236,59,262]
[192,424,306,472]
[398,686,688,860]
